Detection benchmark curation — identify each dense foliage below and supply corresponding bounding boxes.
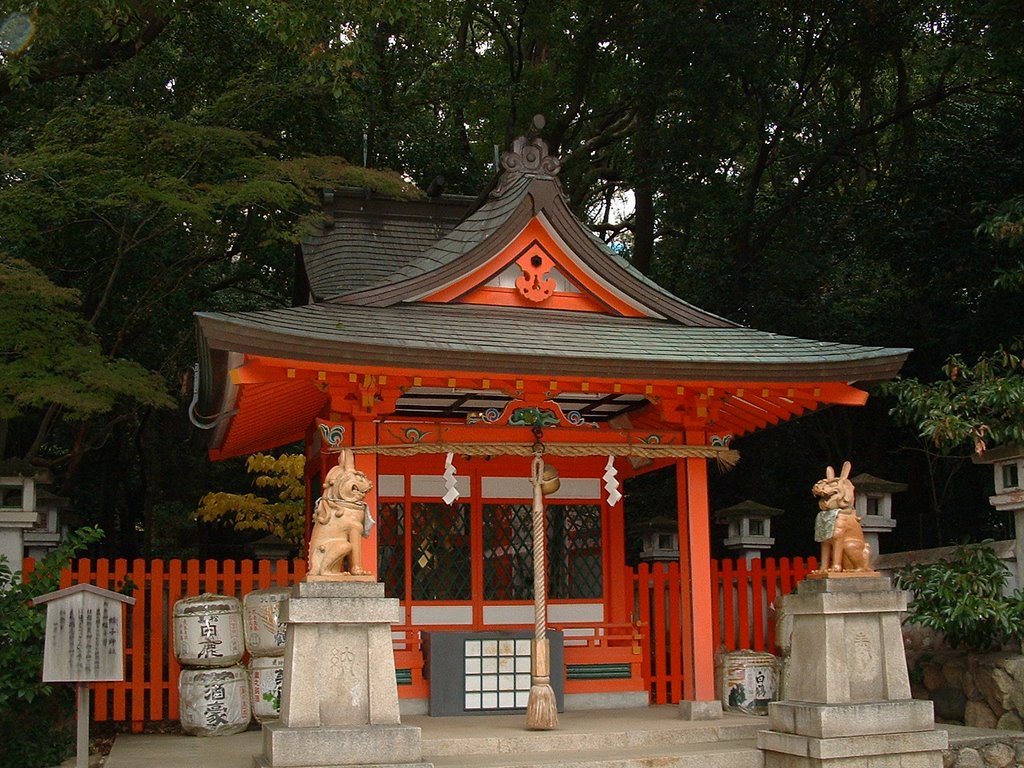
[0,526,105,768]
[196,453,306,548]
[894,541,1024,651]
[886,345,1024,454]
[0,1,1022,556]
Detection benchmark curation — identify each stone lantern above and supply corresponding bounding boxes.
[250,533,296,560]
[849,473,906,557]
[635,516,680,563]
[0,459,52,567]
[972,444,1024,588]
[23,489,70,561]
[713,500,783,562]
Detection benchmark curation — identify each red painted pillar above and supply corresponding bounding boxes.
[606,457,628,624]
[675,460,694,697]
[684,456,715,701]
[677,452,716,704]
[352,418,379,577]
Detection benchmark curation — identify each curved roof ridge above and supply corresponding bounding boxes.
[325,133,730,328]
[381,174,533,286]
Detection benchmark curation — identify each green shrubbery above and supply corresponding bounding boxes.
[0,526,104,768]
[894,541,1024,652]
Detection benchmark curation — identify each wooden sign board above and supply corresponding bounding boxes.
[33,583,135,682]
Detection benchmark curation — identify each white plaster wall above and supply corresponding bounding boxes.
[410,605,473,625]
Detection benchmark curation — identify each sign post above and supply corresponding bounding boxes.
[33,584,135,768]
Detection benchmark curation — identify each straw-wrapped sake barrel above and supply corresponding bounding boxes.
[173,593,245,668]
[179,666,252,736]
[249,655,285,723]
[242,587,289,657]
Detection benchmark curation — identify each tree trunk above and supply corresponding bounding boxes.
[632,100,656,276]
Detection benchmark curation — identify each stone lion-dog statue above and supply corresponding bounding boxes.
[308,449,376,578]
[811,461,874,575]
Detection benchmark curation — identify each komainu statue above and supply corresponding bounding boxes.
[811,461,874,575]
[308,449,375,578]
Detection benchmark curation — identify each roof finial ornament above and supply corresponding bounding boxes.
[492,114,561,197]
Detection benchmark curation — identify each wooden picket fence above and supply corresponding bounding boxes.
[632,556,819,704]
[22,554,817,727]
[22,557,307,732]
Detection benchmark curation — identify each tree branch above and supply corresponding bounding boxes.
[0,8,174,99]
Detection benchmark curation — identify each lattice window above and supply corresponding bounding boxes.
[483,503,533,600]
[377,501,405,600]
[411,502,471,600]
[483,503,603,600]
[549,504,603,599]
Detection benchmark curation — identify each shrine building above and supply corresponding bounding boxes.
[193,133,910,715]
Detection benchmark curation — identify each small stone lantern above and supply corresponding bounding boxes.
[251,533,296,560]
[713,500,783,562]
[0,459,51,566]
[636,516,680,562]
[23,488,70,560]
[849,473,906,557]
[972,444,1024,588]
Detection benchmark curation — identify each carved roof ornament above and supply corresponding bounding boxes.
[493,115,561,197]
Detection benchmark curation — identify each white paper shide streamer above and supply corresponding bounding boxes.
[442,451,460,505]
[603,455,621,506]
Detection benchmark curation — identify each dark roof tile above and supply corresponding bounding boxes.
[197,303,910,384]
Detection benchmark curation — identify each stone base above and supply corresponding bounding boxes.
[805,570,882,580]
[280,581,403,729]
[255,721,429,768]
[304,574,377,583]
[678,699,723,720]
[768,700,936,738]
[758,728,947,768]
[782,576,912,705]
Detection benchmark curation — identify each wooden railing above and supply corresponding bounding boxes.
[631,556,818,704]
[711,555,819,652]
[21,554,817,726]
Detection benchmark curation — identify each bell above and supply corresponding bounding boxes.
[541,464,560,495]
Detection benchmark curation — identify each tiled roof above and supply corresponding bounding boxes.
[301,191,474,300]
[197,137,912,459]
[196,302,910,384]
[373,175,533,287]
[331,175,737,328]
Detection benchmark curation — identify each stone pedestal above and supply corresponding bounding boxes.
[255,581,430,768]
[758,576,947,768]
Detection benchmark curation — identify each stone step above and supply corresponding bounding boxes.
[415,711,764,757]
[411,707,765,768]
[425,739,762,768]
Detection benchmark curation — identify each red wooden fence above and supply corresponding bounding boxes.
[22,557,306,732]
[22,555,816,726]
[631,556,818,705]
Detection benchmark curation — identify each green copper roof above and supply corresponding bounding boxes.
[196,302,909,383]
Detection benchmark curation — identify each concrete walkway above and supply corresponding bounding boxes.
[104,706,764,768]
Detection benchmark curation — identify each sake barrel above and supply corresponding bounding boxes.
[173,593,245,667]
[179,666,252,736]
[716,650,780,715]
[243,587,289,657]
[249,655,285,723]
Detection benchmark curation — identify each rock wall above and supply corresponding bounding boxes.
[905,623,1024,730]
[942,730,1024,768]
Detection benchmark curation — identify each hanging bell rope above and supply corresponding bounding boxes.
[525,436,559,730]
